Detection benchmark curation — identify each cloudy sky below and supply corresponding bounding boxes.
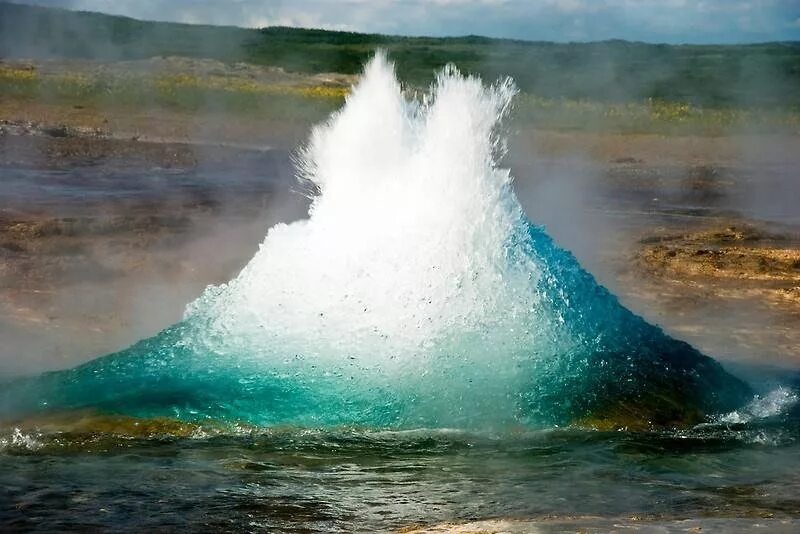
[12,0,800,43]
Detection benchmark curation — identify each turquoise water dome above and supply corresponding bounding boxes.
[2,54,751,430]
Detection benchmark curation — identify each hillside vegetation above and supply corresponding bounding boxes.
[1,1,799,109]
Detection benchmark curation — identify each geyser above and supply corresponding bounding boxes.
[3,53,751,429]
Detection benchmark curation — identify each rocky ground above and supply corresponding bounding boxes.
[637,224,800,308]
[622,222,800,368]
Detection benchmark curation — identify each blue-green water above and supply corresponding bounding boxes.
[0,220,753,429]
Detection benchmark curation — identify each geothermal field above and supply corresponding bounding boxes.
[1,2,800,532]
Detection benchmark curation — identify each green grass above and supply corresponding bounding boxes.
[0,65,345,122]
[3,63,798,135]
[513,95,800,135]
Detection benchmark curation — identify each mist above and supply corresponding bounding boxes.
[0,138,309,375]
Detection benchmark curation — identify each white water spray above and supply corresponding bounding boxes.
[189,52,548,361]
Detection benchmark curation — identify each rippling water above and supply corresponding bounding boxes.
[2,416,800,531]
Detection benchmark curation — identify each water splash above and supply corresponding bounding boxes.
[0,428,42,452]
[715,388,799,425]
[2,53,751,430]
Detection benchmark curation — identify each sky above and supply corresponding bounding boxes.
[10,0,800,44]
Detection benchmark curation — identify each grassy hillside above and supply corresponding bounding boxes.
[1,1,799,109]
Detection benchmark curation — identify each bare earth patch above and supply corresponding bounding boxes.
[637,224,800,309]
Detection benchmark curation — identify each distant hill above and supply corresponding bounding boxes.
[1,1,799,108]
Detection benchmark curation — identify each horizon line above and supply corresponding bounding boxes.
[3,0,798,48]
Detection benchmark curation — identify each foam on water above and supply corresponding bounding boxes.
[2,53,753,429]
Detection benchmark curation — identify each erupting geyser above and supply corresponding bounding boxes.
[3,53,751,429]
